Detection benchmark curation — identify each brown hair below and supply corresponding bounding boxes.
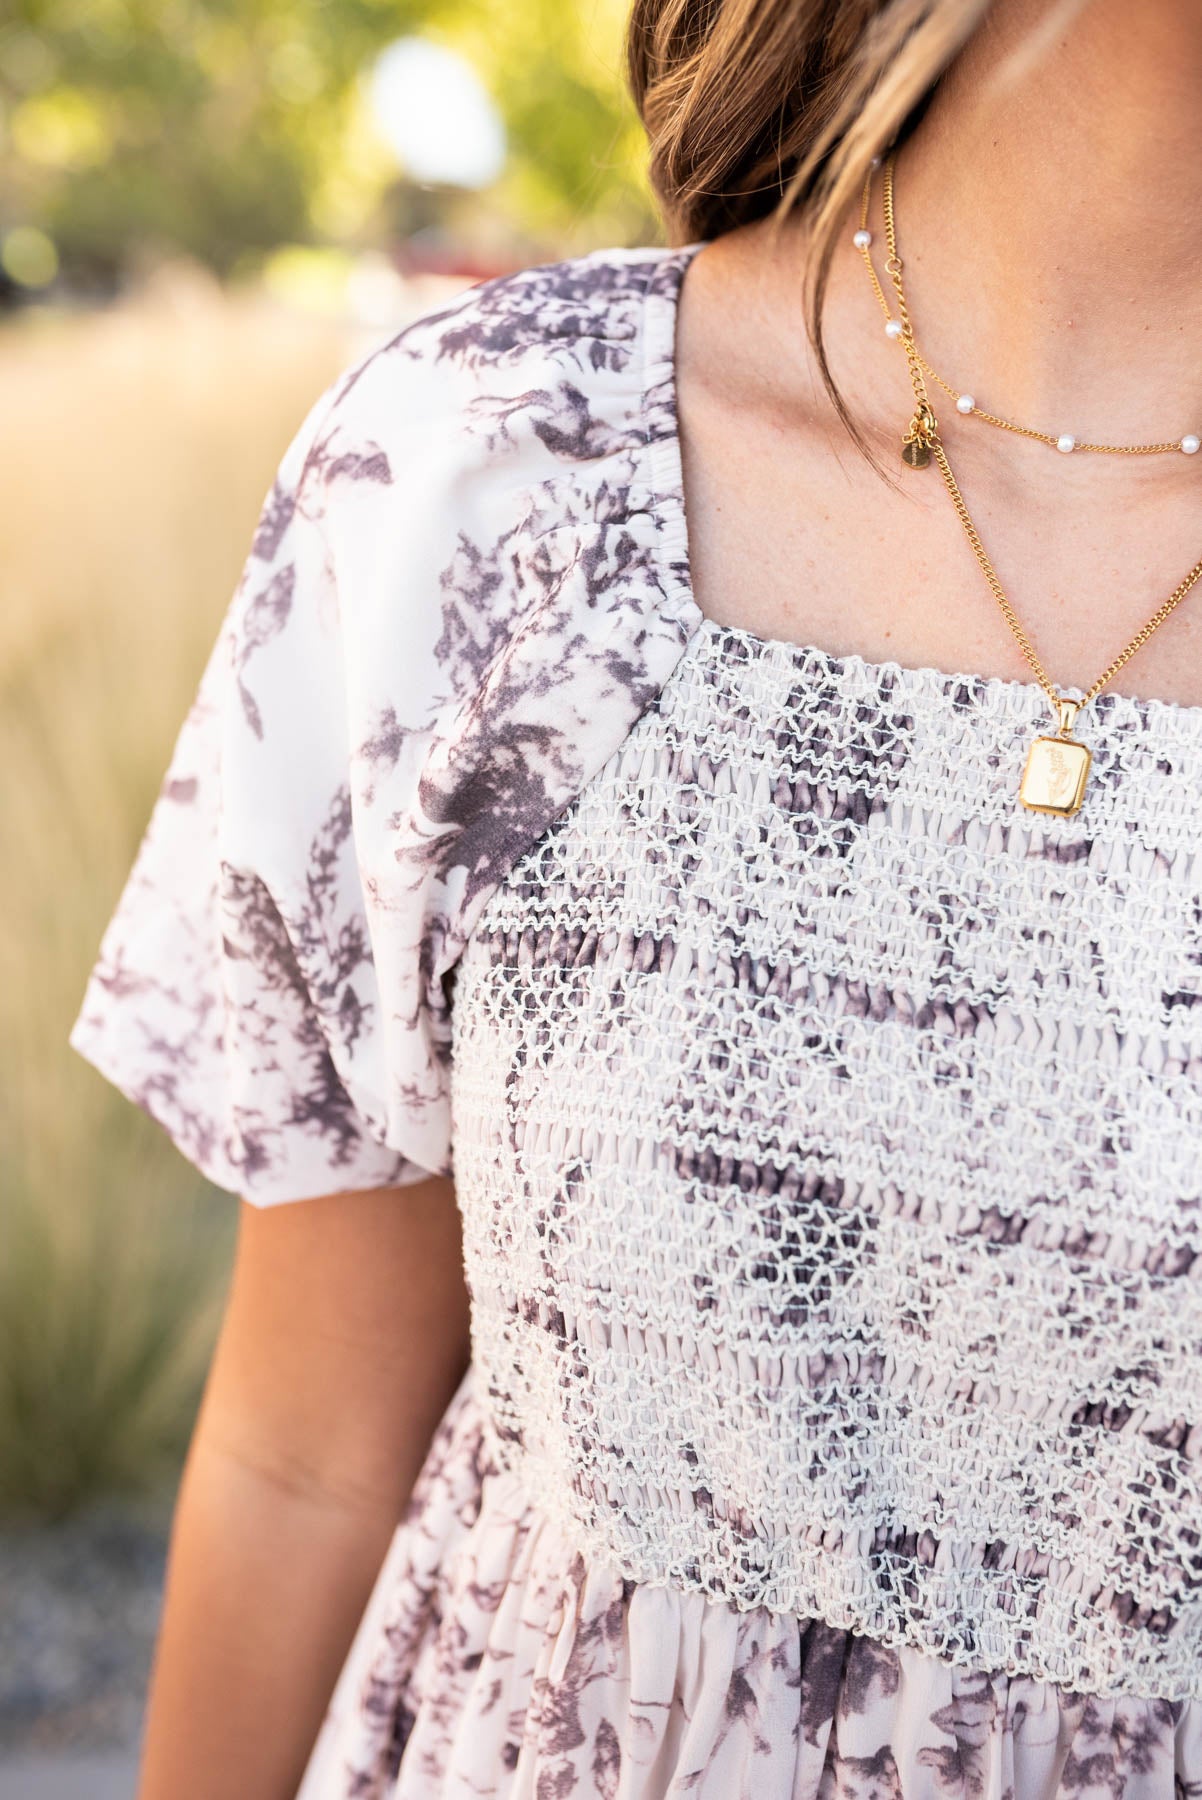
[625,0,1086,468]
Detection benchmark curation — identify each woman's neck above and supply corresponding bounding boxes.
[883,0,1202,483]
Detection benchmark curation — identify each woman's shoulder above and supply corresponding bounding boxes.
[385,241,678,357]
[251,240,699,718]
[291,242,691,505]
[343,241,682,394]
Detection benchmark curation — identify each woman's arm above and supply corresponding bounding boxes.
[135,1174,472,1800]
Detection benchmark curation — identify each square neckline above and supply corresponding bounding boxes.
[638,238,1202,741]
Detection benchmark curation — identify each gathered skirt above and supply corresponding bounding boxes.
[295,1367,1202,1799]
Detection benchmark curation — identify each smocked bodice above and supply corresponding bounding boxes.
[448,613,1202,1702]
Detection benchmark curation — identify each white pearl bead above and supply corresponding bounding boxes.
[956,394,974,414]
[852,228,872,249]
[870,155,881,168]
[1182,434,1200,455]
[884,318,905,339]
[1056,433,1076,454]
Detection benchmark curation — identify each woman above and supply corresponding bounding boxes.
[69,0,1202,1793]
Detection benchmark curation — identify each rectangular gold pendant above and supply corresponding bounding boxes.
[1018,732,1092,816]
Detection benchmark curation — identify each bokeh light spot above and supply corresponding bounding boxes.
[2,227,60,288]
[367,37,505,190]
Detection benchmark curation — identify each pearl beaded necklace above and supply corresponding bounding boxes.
[853,165,1201,458]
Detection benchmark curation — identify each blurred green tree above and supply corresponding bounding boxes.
[0,0,658,290]
[450,0,658,251]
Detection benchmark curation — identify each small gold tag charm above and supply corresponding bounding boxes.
[901,402,937,469]
[1018,698,1092,816]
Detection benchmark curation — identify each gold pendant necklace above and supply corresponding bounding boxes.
[854,151,1202,817]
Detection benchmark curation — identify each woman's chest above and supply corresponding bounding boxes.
[445,623,1202,1321]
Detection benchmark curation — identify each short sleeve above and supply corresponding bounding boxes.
[69,248,707,1208]
[68,381,449,1206]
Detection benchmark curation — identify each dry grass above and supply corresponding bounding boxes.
[0,264,464,1518]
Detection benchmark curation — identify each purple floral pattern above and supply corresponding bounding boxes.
[69,247,698,1202]
[296,1373,1202,1799]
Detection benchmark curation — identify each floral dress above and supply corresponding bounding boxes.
[70,242,1202,1798]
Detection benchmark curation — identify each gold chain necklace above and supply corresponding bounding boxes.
[853,149,1202,817]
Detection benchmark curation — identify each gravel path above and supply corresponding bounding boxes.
[0,1491,171,1763]
[0,1748,141,1799]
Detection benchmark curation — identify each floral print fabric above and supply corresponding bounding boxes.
[442,606,1202,1708]
[296,1369,1202,1799]
[69,247,699,1202]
